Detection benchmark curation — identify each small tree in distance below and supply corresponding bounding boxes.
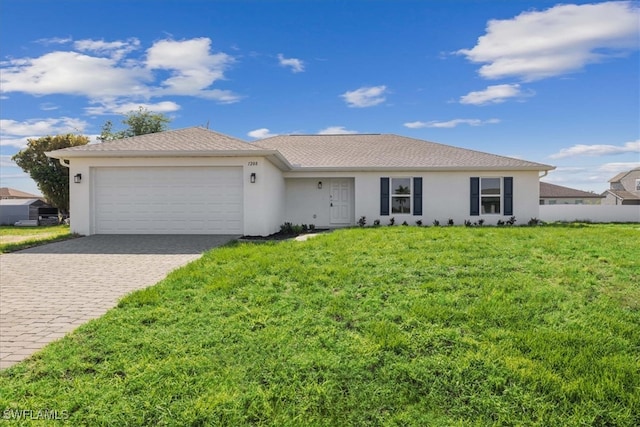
[98,106,171,142]
[12,134,90,214]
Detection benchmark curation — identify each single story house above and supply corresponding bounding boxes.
[602,167,640,205]
[539,182,603,205]
[46,127,555,236]
[0,198,50,225]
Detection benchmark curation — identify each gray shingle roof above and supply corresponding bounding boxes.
[608,167,640,183]
[253,134,553,170]
[0,187,42,199]
[539,182,603,199]
[48,128,554,172]
[53,127,261,154]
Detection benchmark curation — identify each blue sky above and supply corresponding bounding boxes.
[1,0,638,195]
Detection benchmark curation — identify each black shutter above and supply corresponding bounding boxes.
[504,177,513,216]
[470,177,480,216]
[413,177,423,216]
[380,177,390,216]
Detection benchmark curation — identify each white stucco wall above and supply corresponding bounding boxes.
[540,205,640,223]
[284,178,331,227]
[244,158,285,236]
[66,158,545,236]
[65,156,283,236]
[286,170,542,227]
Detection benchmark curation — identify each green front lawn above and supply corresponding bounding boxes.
[1,225,638,425]
[0,225,73,253]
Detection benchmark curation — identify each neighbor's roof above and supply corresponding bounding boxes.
[0,198,43,206]
[539,182,603,199]
[254,134,554,171]
[0,187,41,199]
[602,189,640,201]
[609,167,640,183]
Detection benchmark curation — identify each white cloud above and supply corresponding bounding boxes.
[74,38,141,61]
[39,103,59,111]
[36,37,72,46]
[318,126,358,135]
[146,38,237,101]
[550,140,640,159]
[596,162,640,174]
[1,51,149,98]
[459,84,527,105]
[0,117,88,136]
[247,128,278,139]
[341,85,387,108]
[0,37,240,104]
[404,118,500,129]
[457,1,640,81]
[277,54,305,73]
[85,101,181,116]
[0,117,89,148]
[0,155,18,168]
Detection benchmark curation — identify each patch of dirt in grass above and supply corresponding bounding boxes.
[0,233,59,244]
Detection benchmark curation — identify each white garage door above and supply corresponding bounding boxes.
[94,167,243,234]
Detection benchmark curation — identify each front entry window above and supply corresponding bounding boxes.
[391,178,411,214]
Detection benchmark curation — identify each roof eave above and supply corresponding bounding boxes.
[287,165,555,172]
[45,149,293,170]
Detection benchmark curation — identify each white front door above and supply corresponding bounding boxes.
[330,179,352,225]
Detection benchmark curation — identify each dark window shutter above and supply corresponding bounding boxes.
[504,177,513,216]
[470,177,480,216]
[413,177,423,216]
[380,177,390,216]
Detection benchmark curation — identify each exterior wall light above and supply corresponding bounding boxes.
[74,173,82,184]
[317,181,322,189]
[250,173,256,183]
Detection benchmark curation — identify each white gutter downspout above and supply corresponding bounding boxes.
[539,170,549,178]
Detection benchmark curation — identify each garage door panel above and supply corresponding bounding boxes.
[94,167,243,234]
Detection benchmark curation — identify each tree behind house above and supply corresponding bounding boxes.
[98,107,171,142]
[12,134,90,214]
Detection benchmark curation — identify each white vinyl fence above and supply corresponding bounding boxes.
[539,205,640,223]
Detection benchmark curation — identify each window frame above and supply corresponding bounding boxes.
[480,177,502,215]
[390,177,412,215]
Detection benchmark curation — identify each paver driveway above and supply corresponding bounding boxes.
[0,235,237,369]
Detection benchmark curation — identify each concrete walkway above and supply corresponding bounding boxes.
[0,235,237,370]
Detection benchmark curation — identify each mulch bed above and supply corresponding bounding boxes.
[239,229,329,242]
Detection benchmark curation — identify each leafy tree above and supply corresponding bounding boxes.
[12,134,90,214]
[98,106,171,141]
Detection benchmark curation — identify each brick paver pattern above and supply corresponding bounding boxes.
[0,235,237,369]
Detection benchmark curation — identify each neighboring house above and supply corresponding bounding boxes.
[46,127,555,236]
[0,187,43,200]
[602,168,640,205]
[539,182,603,205]
[0,199,50,225]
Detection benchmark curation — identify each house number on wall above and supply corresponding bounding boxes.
[247,161,258,166]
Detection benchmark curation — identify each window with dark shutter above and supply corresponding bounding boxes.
[504,177,513,216]
[380,177,390,216]
[470,177,480,216]
[413,177,423,216]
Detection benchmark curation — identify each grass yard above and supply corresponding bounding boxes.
[1,225,638,425]
[0,225,72,253]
